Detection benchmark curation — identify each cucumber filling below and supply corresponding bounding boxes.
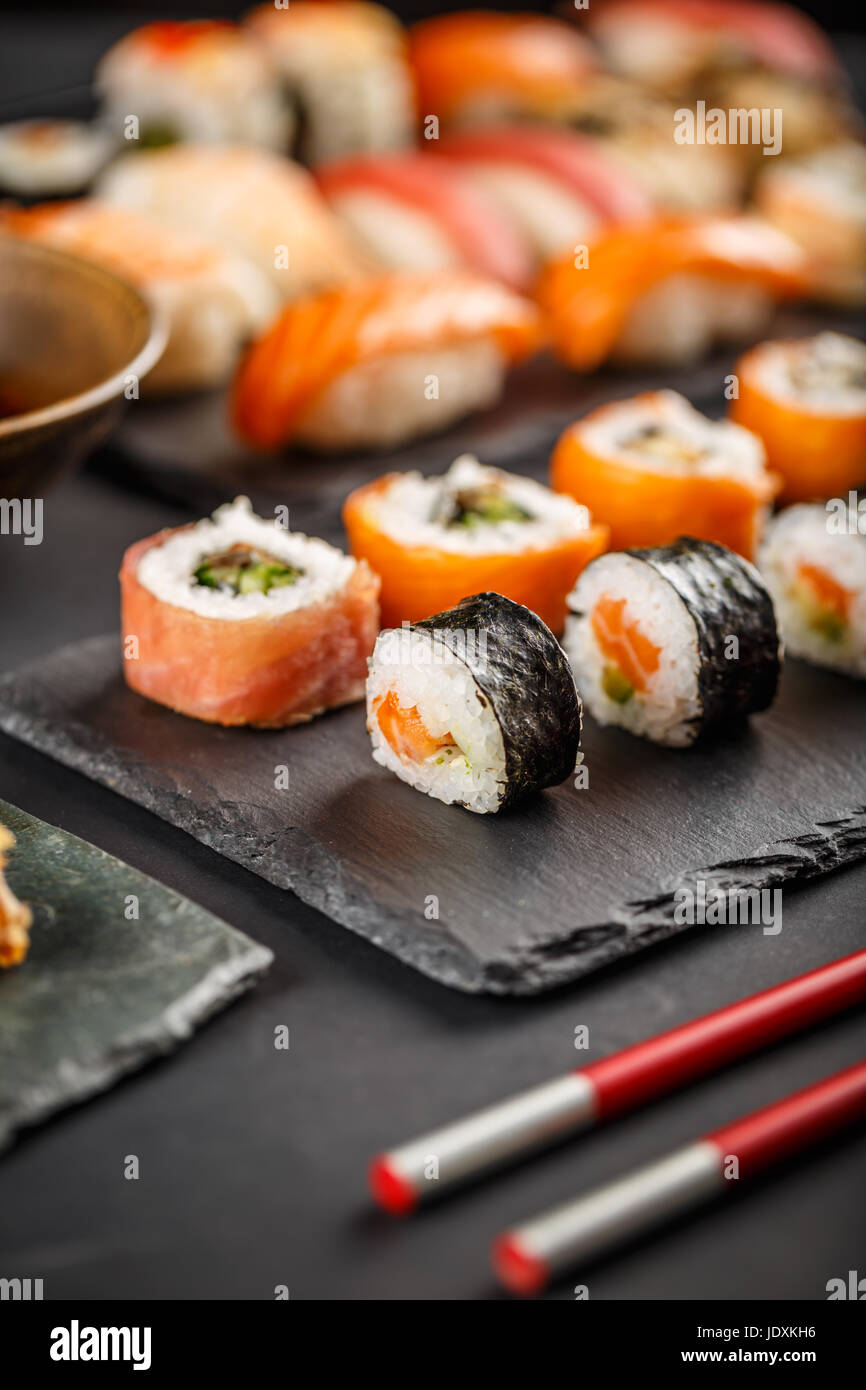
[437,486,533,530]
[602,664,635,704]
[194,545,303,596]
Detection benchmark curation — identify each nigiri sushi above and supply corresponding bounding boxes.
[343,454,608,631]
[408,11,596,127]
[563,538,781,746]
[537,215,811,371]
[315,152,534,290]
[730,334,866,505]
[244,1,414,164]
[758,501,866,678]
[0,200,279,392]
[367,591,582,813]
[428,127,653,263]
[551,391,779,559]
[0,119,114,197]
[120,497,380,726]
[755,143,866,307]
[0,826,32,969]
[97,19,292,152]
[231,272,541,453]
[98,145,369,299]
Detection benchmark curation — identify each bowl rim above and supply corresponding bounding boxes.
[0,234,169,439]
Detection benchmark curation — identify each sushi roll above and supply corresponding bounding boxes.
[730,334,866,504]
[758,502,866,679]
[315,153,534,290]
[408,11,596,128]
[244,2,414,165]
[0,200,279,392]
[231,272,541,453]
[0,826,32,969]
[755,144,866,307]
[0,119,115,197]
[98,145,368,299]
[550,391,779,559]
[96,19,292,152]
[563,539,781,747]
[120,497,380,726]
[429,127,653,263]
[343,454,609,631]
[367,591,582,813]
[538,215,811,372]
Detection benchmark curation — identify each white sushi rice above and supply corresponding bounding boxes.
[616,274,772,365]
[364,454,593,553]
[295,343,505,450]
[367,627,507,813]
[580,390,769,482]
[463,163,600,259]
[564,554,702,747]
[758,504,866,677]
[752,334,866,415]
[0,119,115,196]
[287,65,415,164]
[136,496,357,619]
[328,190,462,273]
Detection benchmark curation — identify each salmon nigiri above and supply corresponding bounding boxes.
[232,271,541,452]
[537,214,812,372]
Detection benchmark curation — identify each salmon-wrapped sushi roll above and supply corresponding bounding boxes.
[245,2,414,164]
[730,334,866,504]
[232,272,541,452]
[551,391,779,559]
[98,145,368,299]
[755,144,866,307]
[316,153,533,290]
[97,20,292,152]
[408,11,596,128]
[0,200,278,392]
[343,454,608,632]
[758,500,866,679]
[120,497,380,727]
[429,127,653,264]
[538,215,811,371]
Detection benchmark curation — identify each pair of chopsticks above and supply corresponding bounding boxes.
[369,949,866,1294]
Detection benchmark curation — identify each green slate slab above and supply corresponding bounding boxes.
[0,799,272,1151]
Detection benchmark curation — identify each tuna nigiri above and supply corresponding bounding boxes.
[231,272,541,452]
[537,215,811,371]
[120,497,380,726]
[244,2,415,164]
[315,152,534,290]
[408,10,596,127]
[551,390,780,559]
[97,20,292,152]
[98,145,369,299]
[0,199,278,392]
[428,126,653,263]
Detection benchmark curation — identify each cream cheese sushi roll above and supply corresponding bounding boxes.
[343,454,608,631]
[564,540,781,747]
[0,200,279,392]
[367,592,582,814]
[245,2,414,164]
[120,497,380,726]
[0,119,115,197]
[758,502,866,679]
[756,144,866,307]
[97,19,293,152]
[98,144,368,299]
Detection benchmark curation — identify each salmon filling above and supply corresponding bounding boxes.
[376,691,458,764]
[591,595,662,703]
[795,562,854,641]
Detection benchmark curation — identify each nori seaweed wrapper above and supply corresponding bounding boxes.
[412,592,582,810]
[627,537,781,736]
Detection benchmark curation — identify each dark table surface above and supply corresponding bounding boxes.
[1,9,865,1303]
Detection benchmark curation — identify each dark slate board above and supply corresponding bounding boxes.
[0,797,272,1150]
[0,641,863,996]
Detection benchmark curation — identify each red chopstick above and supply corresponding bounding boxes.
[370,949,866,1213]
[493,1058,866,1295]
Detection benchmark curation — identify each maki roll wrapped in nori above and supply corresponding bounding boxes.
[564,539,781,747]
[367,592,581,813]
